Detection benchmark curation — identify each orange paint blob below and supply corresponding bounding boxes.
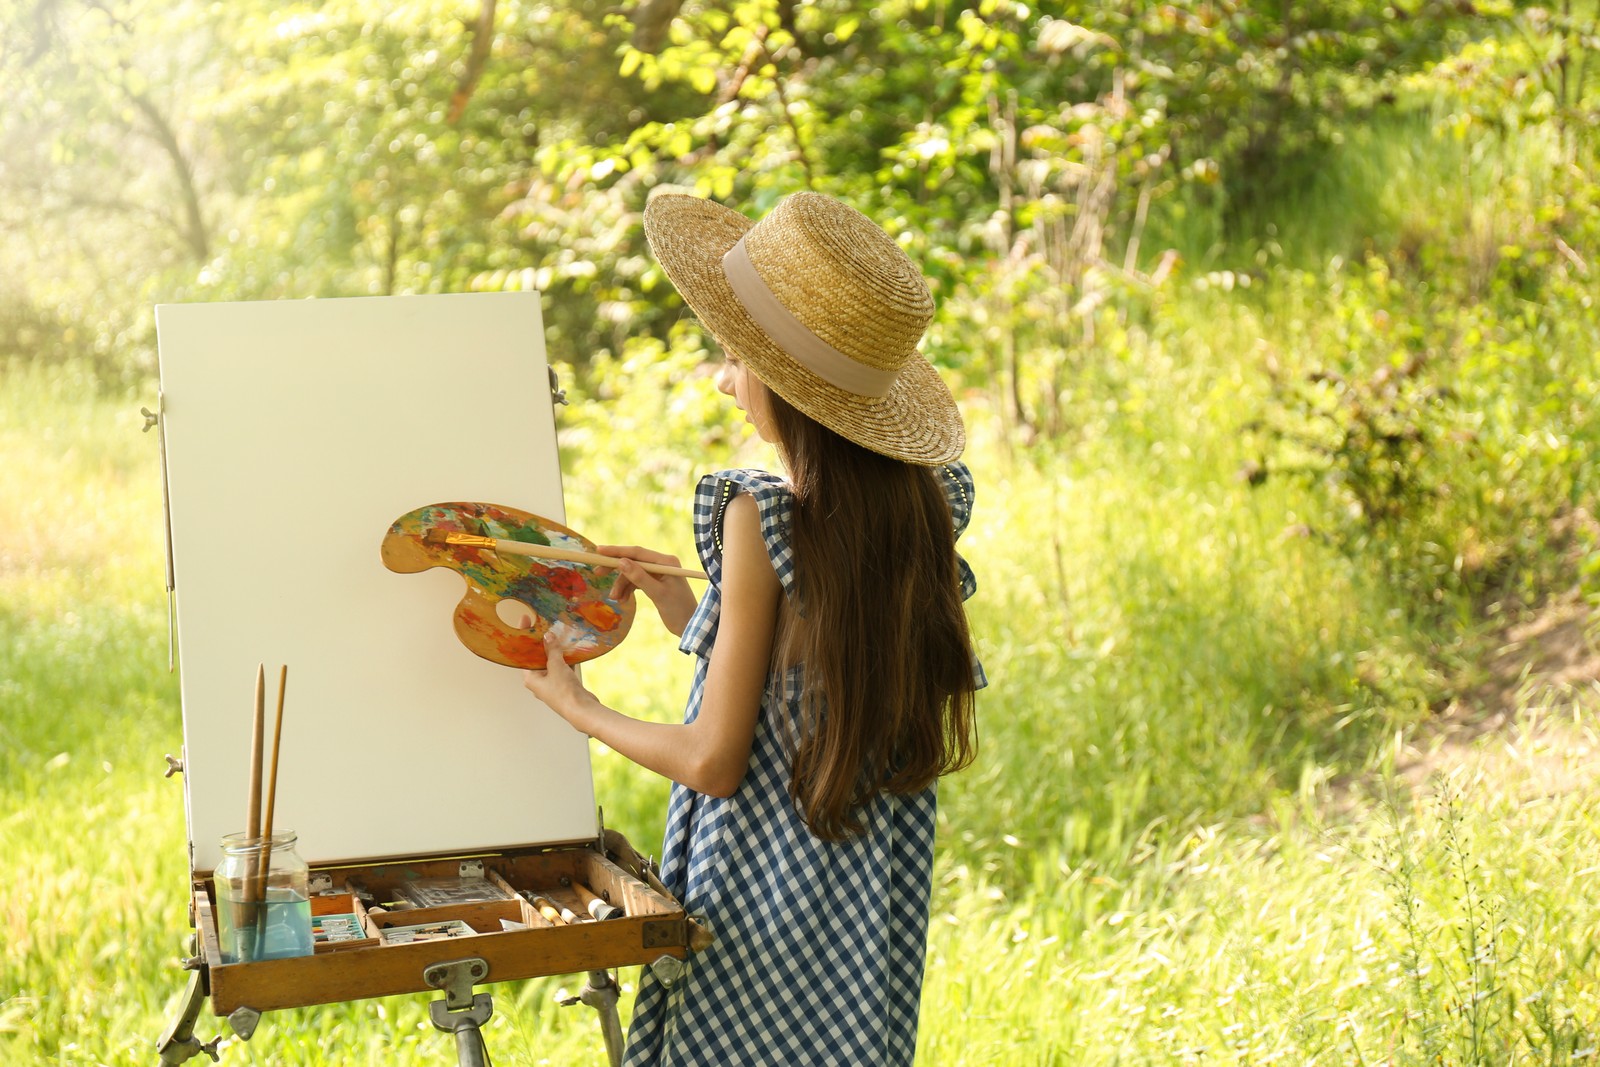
[575,600,622,632]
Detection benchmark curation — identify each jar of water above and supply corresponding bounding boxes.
[214,830,315,963]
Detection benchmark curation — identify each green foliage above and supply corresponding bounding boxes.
[1244,260,1468,602]
[4,3,1600,1063]
[1238,87,1599,610]
[922,752,1600,1065]
[6,328,1600,1067]
[0,0,218,384]
[0,0,1511,405]
[1257,319,1445,532]
[1363,779,1600,1066]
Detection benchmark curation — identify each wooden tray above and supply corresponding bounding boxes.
[192,842,690,1016]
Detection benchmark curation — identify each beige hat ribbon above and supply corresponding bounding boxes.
[722,236,899,399]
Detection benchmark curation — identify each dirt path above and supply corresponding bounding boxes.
[1393,587,1600,801]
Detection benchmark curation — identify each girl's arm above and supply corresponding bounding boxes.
[523,493,780,797]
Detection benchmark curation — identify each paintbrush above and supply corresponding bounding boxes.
[245,665,266,840]
[423,528,706,580]
[241,664,266,958]
[253,665,288,925]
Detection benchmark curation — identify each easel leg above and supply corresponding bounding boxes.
[155,971,220,1064]
[579,970,625,1067]
[429,994,494,1067]
[559,969,625,1065]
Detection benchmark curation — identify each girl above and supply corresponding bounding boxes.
[523,190,984,1065]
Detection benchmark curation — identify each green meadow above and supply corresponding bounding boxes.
[7,132,1600,1063]
[5,3,1600,1064]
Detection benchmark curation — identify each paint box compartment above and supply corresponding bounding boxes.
[309,891,377,952]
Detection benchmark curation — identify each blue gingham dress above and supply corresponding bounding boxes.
[622,462,984,1066]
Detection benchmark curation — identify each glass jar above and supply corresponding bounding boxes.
[213,830,315,963]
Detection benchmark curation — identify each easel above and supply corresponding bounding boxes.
[147,294,695,1065]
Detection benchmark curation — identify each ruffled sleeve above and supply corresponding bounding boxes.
[676,462,985,690]
[938,461,987,690]
[937,461,978,603]
[677,468,794,660]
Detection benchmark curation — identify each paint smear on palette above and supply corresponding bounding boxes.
[381,501,636,669]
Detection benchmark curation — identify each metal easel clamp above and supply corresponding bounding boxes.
[428,995,494,1067]
[155,972,222,1064]
[424,957,490,1011]
[425,958,495,1067]
[227,1007,261,1041]
[559,970,625,1066]
[648,953,686,987]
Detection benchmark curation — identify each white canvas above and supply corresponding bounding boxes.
[156,293,596,872]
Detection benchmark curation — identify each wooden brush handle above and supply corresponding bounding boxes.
[246,665,265,841]
[489,538,706,580]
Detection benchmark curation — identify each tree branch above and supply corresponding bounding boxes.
[631,0,685,53]
[763,39,814,189]
[448,0,497,125]
[123,87,210,263]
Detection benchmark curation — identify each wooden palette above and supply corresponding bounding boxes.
[381,502,635,669]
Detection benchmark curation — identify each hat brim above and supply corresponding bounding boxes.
[643,194,965,465]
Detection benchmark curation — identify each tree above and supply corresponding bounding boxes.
[0,0,226,379]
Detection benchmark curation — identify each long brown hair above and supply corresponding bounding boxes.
[763,388,978,840]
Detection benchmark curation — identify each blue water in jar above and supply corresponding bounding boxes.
[216,885,314,963]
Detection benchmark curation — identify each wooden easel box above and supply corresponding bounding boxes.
[190,844,688,1015]
[155,294,687,1018]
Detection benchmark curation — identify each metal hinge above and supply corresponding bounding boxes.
[424,957,490,1012]
[641,918,689,949]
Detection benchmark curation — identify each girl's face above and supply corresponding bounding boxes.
[716,354,776,442]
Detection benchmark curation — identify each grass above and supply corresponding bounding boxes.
[5,111,1600,1062]
[7,355,1599,1067]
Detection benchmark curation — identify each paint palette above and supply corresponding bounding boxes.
[381,502,635,669]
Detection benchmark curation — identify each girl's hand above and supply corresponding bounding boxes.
[597,544,698,637]
[522,633,598,733]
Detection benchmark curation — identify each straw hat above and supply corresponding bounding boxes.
[643,190,965,464]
